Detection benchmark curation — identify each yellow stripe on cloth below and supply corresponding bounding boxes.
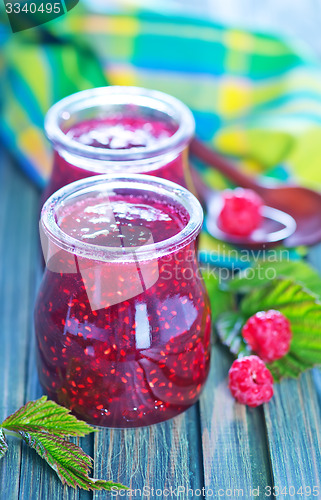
[217,78,251,117]
[20,128,51,178]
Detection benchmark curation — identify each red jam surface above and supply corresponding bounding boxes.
[35,193,211,427]
[44,115,188,200]
[66,116,176,150]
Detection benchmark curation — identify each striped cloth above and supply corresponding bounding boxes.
[0,4,320,261]
[1,5,321,188]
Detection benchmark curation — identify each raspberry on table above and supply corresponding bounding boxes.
[218,188,263,236]
[242,310,292,363]
[228,355,274,407]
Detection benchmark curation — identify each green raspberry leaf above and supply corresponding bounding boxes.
[216,311,250,357]
[227,260,321,298]
[1,396,94,437]
[1,397,128,491]
[241,279,321,381]
[17,431,126,491]
[0,429,8,459]
[202,268,235,321]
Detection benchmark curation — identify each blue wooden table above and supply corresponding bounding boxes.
[0,145,321,499]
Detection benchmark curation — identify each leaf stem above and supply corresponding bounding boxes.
[1,428,21,439]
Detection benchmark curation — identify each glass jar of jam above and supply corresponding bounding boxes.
[43,86,195,201]
[35,174,211,428]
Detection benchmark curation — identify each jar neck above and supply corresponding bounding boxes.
[55,144,186,175]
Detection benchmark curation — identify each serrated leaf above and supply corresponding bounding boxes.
[0,429,8,459]
[202,268,235,321]
[17,431,126,491]
[216,311,250,357]
[0,397,127,491]
[241,279,321,381]
[1,397,94,437]
[227,260,321,297]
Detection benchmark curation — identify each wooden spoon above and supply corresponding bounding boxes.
[190,138,321,247]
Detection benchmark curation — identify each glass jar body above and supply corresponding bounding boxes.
[34,242,211,428]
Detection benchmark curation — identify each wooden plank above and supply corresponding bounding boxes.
[263,246,321,497]
[0,155,39,500]
[307,244,321,415]
[18,327,88,500]
[199,343,272,498]
[93,404,204,499]
[264,374,321,496]
[312,369,321,410]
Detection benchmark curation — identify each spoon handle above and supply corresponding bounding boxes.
[190,138,259,192]
[189,166,214,207]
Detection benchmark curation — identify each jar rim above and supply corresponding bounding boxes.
[41,174,203,263]
[45,86,195,163]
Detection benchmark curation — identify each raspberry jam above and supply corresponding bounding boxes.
[66,116,176,150]
[35,175,211,427]
[43,86,195,200]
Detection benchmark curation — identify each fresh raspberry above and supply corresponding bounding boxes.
[228,355,274,407]
[218,188,263,236]
[242,310,292,363]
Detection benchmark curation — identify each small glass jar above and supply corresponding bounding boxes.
[35,174,211,428]
[43,86,196,201]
